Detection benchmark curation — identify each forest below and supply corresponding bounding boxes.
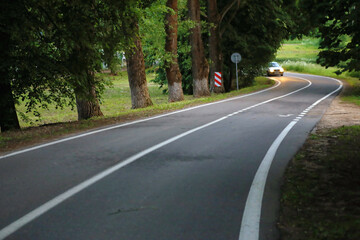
[1,0,359,132]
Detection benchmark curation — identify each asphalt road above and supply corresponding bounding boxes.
[0,72,342,240]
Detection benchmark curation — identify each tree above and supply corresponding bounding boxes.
[1,0,142,128]
[294,0,359,76]
[188,0,210,97]
[0,0,75,131]
[165,0,185,102]
[144,0,194,95]
[208,0,224,93]
[218,0,292,89]
[316,0,360,75]
[52,0,106,120]
[0,60,20,131]
[125,19,153,108]
[0,28,20,131]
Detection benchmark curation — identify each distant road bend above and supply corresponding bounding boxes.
[0,72,342,240]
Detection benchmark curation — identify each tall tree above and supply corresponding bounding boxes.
[125,20,153,108]
[0,28,20,131]
[208,0,225,93]
[208,0,245,92]
[165,0,184,102]
[0,65,20,131]
[218,0,292,89]
[188,0,210,97]
[57,1,106,120]
[0,0,75,132]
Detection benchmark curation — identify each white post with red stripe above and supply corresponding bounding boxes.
[214,72,222,87]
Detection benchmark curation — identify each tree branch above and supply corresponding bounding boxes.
[219,0,247,37]
[219,0,240,26]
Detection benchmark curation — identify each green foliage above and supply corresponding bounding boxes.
[0,0,75,117]
[140,0,168,67]
[152,67,168,94]
[317,1,360,74]
[177,14,195,94]
[276,37,320,63]
[298,0,360,76]
[219,0,293,88]
[0,0,145,121]
[148,0,195,95]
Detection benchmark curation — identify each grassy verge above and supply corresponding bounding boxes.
[0,75,274,153]
[279,126,360,240]
[276,37,320,63]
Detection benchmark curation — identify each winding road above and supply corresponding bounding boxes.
[0,72,342,240]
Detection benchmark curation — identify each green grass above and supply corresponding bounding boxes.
[279,126,360,240]
[276,37,320,63]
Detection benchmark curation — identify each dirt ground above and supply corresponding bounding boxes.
[317,96,360,129]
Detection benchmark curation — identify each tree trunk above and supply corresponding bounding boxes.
[75,73,103,121]
[0,79,20,132]
[125,22,153,109]
[165,0,184,102]
[0,31,20,132]
[208,0,225,93]
[188,0,210,97]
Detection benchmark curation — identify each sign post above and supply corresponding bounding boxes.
[231,53,242,90]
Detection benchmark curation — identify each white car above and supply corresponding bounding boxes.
[267,62,284,76]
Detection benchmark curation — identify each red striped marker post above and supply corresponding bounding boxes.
[215,72,222,87]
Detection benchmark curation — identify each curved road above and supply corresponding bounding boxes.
[0,73,342,240]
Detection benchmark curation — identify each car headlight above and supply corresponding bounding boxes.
[270,69,274,72]
[280,68,284,72]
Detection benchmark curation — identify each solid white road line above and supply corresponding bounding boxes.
[0,77,311,239]
[238,76,342,240]
[0,80,281,160]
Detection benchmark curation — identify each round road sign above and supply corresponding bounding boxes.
[231,53,242,63]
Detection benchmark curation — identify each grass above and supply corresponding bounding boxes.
[276,37,320,63]
[0,75,274,153]
[279,126,360,240]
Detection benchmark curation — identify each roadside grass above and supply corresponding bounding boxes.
[0,75,273,153]
[279,126,360,240]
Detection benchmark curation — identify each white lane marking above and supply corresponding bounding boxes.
[238,77,343,240]
[0,77,312,239]
[278,114,293,118]
[0,80,281,160]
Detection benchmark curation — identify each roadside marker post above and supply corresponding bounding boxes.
[214,72,222,87]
